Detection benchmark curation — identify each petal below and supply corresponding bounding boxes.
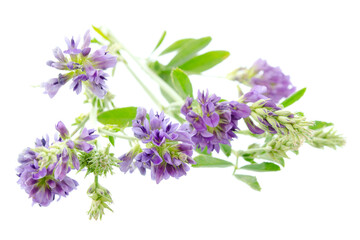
[66,140,74,149]
[72,154,80,170]
[55,121,69,138]
[32,167,47,180]
[244,118,265,134]
[163,152,172,165]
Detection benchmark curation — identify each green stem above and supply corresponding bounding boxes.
[94,175,99,188]
[89,102,98,127]
[232,155,239,175]
[71,115,90,137]
[123,61,164,109]
[98,128,138,141]
[117,42,183,103]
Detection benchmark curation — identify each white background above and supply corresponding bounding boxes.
[1,0,359,239]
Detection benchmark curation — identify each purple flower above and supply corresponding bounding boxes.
[35,135,50,148]
[42,74,71,98]
[119,144,142,174]
[202,102,220,127]
[228,101,252,120]
[119,153,136,174]
[123,108,196,184]
[16,139,78,207]
[70,74,87,94]
[244,118,265,135]
[17,121,99,207]
[55,121,98,153]
[78,128,99,141]
[243,85,269,103]
[241,87,296,135]
[75,141,94,153]
[88,46,117,70]
[64,36,81,55]
[181,97,193,115]
[85,66,109,98]
[249,59,296,103]
[43,30,117,98]
[55,121,69,139]
[54,148,70,181]
[181,90,251,153]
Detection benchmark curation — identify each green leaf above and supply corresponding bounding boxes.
[234,174,261,191]
[179,51,230,74]
[242,154,256,164]
[281,88,306,108]
[171,68,193,98]
[193,155,233,168]
[257,154,285,167]
[91,38,102,45]
[309,120,334,130]
[152,31,167,53]
[97,107,137,128]
[92,25,110,41]
[165,37,212,69]
[220,144,231,157]
[160,38,194,56]
[108,136,115,147]
[240,162,281,172]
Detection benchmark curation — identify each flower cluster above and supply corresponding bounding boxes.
[230,59,296,103]
[16,121,98,206]
[119,108,196,184]
[87,182,113,220]
[43,30,117,98]
[241,86,312,145]
[79,144,119,177]
[306,128,345,150]
[181,90,251,153]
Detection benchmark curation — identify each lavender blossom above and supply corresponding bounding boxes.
[118,144,141,174]
[120,108,196,184]
[230,59,296,103]
[17,121,98,206]
[16,138,78,207]
[181,90,251,153]
[249,59,296,103]
[44,30,117,98]
[240,87,312,144]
